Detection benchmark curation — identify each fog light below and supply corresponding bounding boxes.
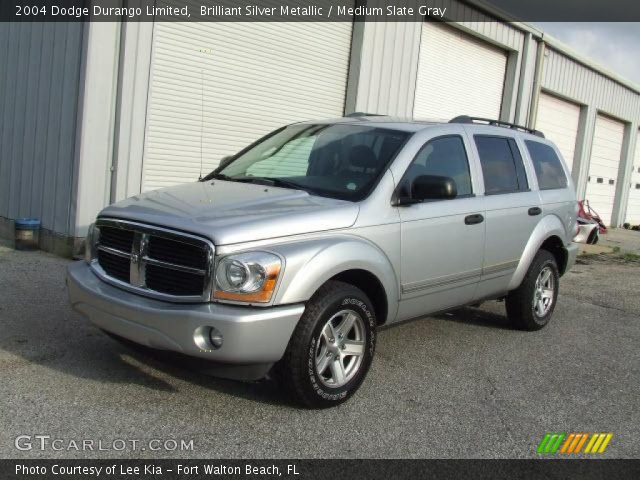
[209,328,223,349]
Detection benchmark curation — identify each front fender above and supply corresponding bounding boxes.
[507,215,568,290]
[269,235,399,324]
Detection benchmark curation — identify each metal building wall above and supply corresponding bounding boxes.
[346,21,422,117]
[0,22,84,239]
[542,48,640,121]
[540,47,640,225]
[348,0,530,122]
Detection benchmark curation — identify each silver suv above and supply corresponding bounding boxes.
[67,115,578,408]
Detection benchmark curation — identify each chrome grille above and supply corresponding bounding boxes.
[99,226,134,253]
[97,248,130,283]
[91,219,214,302]
[147,236,208,270]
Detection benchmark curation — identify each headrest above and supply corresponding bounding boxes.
[349,145,378,169]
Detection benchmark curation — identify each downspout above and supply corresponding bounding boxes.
[528,34,546,129]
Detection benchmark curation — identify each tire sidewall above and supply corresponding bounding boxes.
[530,255,559,327]
[304,292,376,405]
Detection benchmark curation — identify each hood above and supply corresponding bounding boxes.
[99,181,359,245]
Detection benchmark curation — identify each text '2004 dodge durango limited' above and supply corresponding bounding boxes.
[67,115,578,408]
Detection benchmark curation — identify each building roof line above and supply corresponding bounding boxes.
[466,0,640,96]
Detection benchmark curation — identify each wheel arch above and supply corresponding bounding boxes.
[508,215,570,291]
[328,269,389,326]
[273,236,399,325]
[539,235,569,275]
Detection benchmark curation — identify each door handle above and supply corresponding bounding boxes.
[528,207,542,216]
[464,214,484,225]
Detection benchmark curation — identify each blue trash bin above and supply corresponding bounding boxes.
[14,218,41,251]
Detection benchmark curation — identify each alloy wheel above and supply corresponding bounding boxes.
[314,309,366,388]
[533,266,555,317]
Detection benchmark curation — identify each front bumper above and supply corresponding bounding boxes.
[67,261,304,377]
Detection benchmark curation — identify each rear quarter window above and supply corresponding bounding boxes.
[525,140,568,190]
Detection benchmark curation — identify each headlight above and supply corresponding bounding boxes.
[84,223,99,264]
[214,252,281,303]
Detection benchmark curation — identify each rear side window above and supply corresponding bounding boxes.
[474,136,529,195]
[525,140,568,190]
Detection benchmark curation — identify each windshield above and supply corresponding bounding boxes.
[211,124,410,201]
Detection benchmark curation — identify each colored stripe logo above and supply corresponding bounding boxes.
[537,433,612,454]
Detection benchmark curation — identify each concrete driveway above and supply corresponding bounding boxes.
[1,245,638,459]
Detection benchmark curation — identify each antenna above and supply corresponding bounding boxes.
[199,68,204,181]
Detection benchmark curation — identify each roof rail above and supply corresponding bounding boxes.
[345,112,384,117]
[449,115,545,138]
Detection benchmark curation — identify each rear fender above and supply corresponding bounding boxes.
[507,215,568,290]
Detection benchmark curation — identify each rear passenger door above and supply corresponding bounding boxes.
[523,139,575,233]
[469,132,542,299]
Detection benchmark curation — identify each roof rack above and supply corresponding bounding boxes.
[449,115,545,138]
[345,112,384,117]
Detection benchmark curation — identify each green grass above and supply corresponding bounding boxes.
[577,247,640,265]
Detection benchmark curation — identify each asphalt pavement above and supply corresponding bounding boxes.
[0,245,638,459]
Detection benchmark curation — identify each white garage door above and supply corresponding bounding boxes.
[624,131,640,226]
[585,115,625,226]
[141,21,353,191]
[535,92,581,173]
[414,22,507,120]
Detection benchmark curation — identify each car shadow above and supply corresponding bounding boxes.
[2,317,294,407]
[2,250,514,408]
[1,288,293,409]
[103,334,294,407]
[433,304,514,330]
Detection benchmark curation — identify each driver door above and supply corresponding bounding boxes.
[396,134,486,320]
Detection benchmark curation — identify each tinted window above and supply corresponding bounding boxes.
[525,140,568,190]
[401,136,472,198]
[474,136,528,195]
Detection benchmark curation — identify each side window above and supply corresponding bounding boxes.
[474,135,529,195]
[525,140,568,190]
[402,136,473,198]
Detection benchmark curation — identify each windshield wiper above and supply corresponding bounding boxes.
[207,174,315,195]
[236,176,315,194]
[207,172,233,181]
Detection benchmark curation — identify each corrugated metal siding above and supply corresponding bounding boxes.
[352,0,525,118]
[535,92,581,172]
[141,20,353,191]
[0,22,84,235]
[625,130,640,225]
[414,22,507,120]
[585,115,625,225]
[352,21,422,116]
[542,48,640,122]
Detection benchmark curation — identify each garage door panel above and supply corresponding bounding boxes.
[624,131,640,225]
[414,22,507,120]
[535,92,580,172]
[585,114,625,226]
[142,20,353,191]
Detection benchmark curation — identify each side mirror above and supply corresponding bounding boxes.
[411,175,457,201]
[218,155,234,170]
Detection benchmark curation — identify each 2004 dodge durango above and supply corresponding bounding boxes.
[67,115,579,408]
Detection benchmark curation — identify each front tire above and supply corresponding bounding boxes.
[277,281,376,408]
[506,249,559,331]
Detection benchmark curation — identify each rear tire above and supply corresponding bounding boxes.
[506,250,559,331]
[277,281,376,408]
